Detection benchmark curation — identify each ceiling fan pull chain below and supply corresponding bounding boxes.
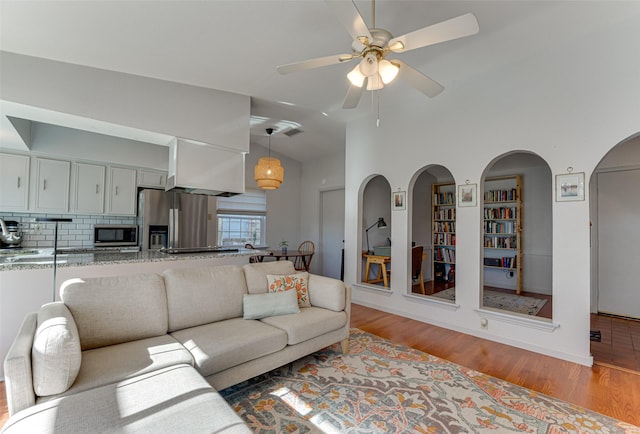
[376,92,381,127]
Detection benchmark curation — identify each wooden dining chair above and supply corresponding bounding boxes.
[295,240,315,271]
[245,243,261,263]
[412,245,425,294]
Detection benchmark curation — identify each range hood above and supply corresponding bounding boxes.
[166,138,245,196]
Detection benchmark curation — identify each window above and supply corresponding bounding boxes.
[216,189,266,247]
[217,214,265,246]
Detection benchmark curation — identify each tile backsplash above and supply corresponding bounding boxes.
[0,213,136,248]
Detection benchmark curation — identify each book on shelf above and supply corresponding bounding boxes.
[484,188,517,202]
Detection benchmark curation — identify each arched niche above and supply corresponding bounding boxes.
[590,133,640,321]
[360,175,391,287]
[481,152,553,319]
[410,165,456,300]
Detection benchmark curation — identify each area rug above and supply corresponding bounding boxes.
[220,329,637,433]
[432,288,547,316]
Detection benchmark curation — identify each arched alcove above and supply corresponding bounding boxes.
[590,133,640,319]
[410,165,456,300]
[360,175,391,287]
[481,152,553,319]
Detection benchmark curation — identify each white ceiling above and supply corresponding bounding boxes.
[0,1,630,161]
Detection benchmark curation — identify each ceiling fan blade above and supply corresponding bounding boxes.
[388,13,479,53]
[343,83,365,109]
[325,0,372,45]
[277,54,355,75]
[394,60,444,98]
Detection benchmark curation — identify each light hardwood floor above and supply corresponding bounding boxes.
[2,303,639,428]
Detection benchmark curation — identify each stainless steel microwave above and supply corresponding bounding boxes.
[94,225,138,247]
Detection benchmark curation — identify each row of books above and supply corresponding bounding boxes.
[484,188,517,202]
[483,207,517,220]
[434,247,456,263]
[433,192,456,206]
[484,235,517,249]
[484,221,515,234]
[433,221,455,233]
[434,208,456,220]
[484,256,517,268]
[433,233,456,246]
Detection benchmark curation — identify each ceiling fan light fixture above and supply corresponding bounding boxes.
[366,73,384,91]
[379,59,399,84]
[347,64,366,87]
[359,52,379,77]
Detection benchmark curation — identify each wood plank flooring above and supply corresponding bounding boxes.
[351,303,640,427]
[591,313,640,372]
[2,304,639,429]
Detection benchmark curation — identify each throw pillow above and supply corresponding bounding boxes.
[243,290,300,320]
[32,302,82,396]
[266,272,311,308]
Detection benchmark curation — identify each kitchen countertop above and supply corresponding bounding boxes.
[0,248,262,271]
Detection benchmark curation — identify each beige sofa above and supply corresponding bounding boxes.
[2,261,351,433]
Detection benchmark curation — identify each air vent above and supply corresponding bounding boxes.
[284,128,304,137]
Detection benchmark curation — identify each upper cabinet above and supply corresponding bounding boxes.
[107,166,137,215]
[74,163,106,214]
[34,158,71,213]
[0,153,30,211]
[138,169,167,188]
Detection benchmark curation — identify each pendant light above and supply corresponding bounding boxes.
[254,127,284,190]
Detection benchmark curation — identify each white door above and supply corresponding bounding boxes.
[597,169,640,319]
[34,158,70,212]
[320,188,345,279]
[0,153,30,211]
[108,167,137,215]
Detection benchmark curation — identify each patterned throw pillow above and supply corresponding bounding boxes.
[266,272,311,308]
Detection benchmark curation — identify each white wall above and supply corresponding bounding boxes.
[344,4,640,366]
[245,143,301,250]
[1,51,250,152]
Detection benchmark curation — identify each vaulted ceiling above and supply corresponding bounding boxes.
[1,1,633,161]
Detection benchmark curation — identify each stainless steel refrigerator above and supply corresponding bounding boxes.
[137,188,209,250]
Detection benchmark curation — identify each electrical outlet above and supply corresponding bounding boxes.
[34,223,42,234]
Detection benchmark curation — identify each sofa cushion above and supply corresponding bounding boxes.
[163,265,247,332]
[267,272,311,307]
[3,364,251,434]
[60,274,168,350]
[243,261,296,294]
[243,290,300,320]
[170,318,287,377]
[31,303,82,397]
[36,334,193,401]
[260,307,348,345]
[308,274,347,312]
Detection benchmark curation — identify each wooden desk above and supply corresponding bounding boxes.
[253,250,313,272]
[363,254,391,287]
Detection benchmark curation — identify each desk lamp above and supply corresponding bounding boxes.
[365,217,387,254]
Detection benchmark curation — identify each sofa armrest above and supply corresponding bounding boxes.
[4,312,37,416]
[308,274,349,312]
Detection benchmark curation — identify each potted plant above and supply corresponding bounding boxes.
[279,240,288,255]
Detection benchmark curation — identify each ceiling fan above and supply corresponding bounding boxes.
[277,0,479,109]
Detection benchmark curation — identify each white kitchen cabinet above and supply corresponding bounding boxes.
[34,158,71,212]
[0,153,30,211]
[74,162,106,214]
[138,169,167,188]
[107,166,137,215]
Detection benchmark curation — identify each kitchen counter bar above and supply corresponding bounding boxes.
[0,248,262,271]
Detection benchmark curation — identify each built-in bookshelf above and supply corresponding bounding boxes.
[483,175,522,294]
[432,182,456,283]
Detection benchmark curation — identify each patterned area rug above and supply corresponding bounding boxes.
[432,288,548,316]
[220,329,637,433]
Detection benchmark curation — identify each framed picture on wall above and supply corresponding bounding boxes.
[392,191,406,210]
[556,172,585,201]
[458,183,477,207]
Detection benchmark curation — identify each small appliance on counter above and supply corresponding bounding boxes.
[0,219,24,248]
[93,224,138,247]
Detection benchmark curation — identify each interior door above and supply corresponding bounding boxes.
[320,188,345,279]
[597,168,640,319]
